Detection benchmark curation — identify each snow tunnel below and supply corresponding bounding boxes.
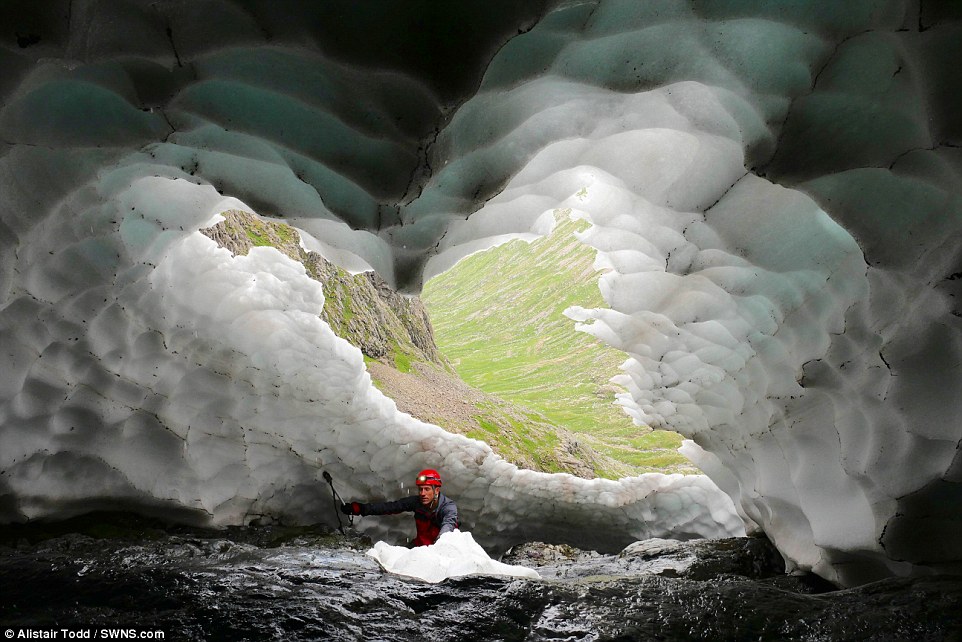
[1,0,961,588]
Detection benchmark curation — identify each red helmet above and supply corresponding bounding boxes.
[415,469,442,487]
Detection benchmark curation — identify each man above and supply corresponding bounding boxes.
[341,469,459,547]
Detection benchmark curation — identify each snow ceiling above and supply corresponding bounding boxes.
[1,0,961,587]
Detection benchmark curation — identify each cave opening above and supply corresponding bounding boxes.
[201,204,696,481]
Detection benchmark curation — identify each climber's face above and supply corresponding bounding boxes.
[418,484,437,506]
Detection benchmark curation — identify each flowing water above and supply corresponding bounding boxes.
[1,514,960,641]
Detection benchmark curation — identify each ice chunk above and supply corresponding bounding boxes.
[367,531,541,584]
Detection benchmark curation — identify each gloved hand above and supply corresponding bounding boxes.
[340,501,363,516]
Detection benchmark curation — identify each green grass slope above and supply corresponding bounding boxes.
[423,210,697,475]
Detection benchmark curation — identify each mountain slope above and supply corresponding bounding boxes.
[423,210,696,474]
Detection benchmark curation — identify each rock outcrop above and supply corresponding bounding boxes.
[202,210,442,369]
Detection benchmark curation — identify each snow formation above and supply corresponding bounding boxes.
[1,1,960,586]
[367,531,541,584]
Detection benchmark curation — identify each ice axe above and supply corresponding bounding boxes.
[323,470,351,535]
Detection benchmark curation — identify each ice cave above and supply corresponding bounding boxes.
[1,0,961,593]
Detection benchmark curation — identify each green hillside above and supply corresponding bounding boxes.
[422,210,696,475]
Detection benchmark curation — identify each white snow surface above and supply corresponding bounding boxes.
[367,531,541,584]
[1,1,960,588]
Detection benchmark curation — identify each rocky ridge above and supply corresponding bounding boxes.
[202,209,440,366]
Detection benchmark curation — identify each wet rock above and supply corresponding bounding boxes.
[1,523,960,641]
[502,534,792,585]
[501,541,602,567]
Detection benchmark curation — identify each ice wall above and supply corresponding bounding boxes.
[1,1,961,586]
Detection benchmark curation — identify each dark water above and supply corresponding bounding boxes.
[1,515,960,641]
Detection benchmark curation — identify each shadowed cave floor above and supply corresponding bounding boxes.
[1,514,960,641]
